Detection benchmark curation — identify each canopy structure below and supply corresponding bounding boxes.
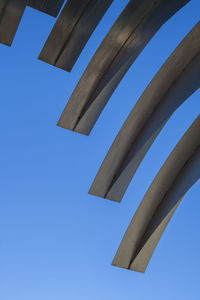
[112,115,200,273]
[89,22,200,203]
[1,0,199,275]
[0,0,63,46]
[39,0,113,72]
[57,0,190,135]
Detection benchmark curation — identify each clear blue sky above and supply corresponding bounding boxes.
[0,1,200,299]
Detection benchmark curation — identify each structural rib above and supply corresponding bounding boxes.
[28,0,64,17]
[57,0,190,134]
[113,115,200,273]
[0,0,26,46]
[89,22,200,202]
[39,0,113,71]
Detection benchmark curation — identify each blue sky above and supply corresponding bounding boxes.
[0,1,200,299]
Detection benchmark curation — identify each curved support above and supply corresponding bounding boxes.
[57,0,190,134]
[112,115,200,273]
[0,0,26,46]
[89,22,200,202]
[28,0,64,17]
[39,0,113,72]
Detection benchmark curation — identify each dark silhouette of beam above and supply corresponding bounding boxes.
[57,0,190,134]
[89,22,200,202]
[112,115,200,273]
[0,0,63,46]
[28,0,64,17]
[39,0,113,72]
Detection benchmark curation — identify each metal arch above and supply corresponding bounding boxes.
[0,0,26,46]
[89,22,200,203]
[112,115,200,273]
[39,0,113,72]
[27,0,64,17]
[57,0,190,134]
[0,0,63,46]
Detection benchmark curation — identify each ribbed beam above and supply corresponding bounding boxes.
[28,0,64,17]
[57,0,190,134]
[112,115,200,273]
[0,0,26,46]
[89,22,200,203]
[39,0,113,72]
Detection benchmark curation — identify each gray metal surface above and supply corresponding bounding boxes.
[57,0,190,134]
[112,115,200,273]
[28,0,64,17]
[89,22,200,203]
[0,0,26,46]
[39,0,113,71]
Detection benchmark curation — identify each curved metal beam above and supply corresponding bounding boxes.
[0,0,26,46]
[89,22,200,202]
[39,0,113,72]
[57,0,190,134]
[28,0,64,17]
[112,115,200,273]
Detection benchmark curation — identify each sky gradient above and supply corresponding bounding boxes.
[0,1,200,299]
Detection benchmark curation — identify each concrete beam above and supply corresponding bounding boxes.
[112,115,200,273]
[39,0,113,71]
[57,0,190,134]
[28,0,64,17]
[89,22,200,202]
[0,0,26,46]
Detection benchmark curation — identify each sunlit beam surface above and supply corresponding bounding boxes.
[89,22,200,202]
[57,0,190,135]
[113,115,200,272]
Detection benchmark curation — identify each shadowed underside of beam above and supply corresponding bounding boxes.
[28,0,64,17]
[57,0,190,134]
[89,22,200,203]
[39,0,113,72]
[0,0,26,46]
[112,115,200,273]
